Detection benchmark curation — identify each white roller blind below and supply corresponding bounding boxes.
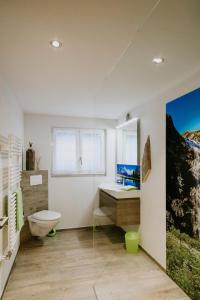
[52,129,78,175]
[52,128,106,176]
[80,129,105,174]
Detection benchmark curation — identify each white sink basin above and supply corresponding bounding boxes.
[99,183,140,199]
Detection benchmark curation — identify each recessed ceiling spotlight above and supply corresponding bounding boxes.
[152,57,164,64]
[50,40,62,48]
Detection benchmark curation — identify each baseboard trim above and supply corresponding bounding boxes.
[57,225,93,232]
[140,246,166,272]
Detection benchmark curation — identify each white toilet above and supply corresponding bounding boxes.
[28,210,61,237]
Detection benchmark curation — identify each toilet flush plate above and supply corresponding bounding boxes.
[30,175,42,186]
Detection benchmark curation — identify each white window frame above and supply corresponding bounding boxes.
[51,127,106,177]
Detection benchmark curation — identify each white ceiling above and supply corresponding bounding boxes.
[0,0,200,119]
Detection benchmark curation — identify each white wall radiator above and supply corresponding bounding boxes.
[0,134,22,261]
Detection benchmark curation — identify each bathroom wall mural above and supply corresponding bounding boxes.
[166,88,200,300]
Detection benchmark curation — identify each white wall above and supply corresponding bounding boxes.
[24,114,116,229]
[0,77,24,297]
[127,69,200,269]
[131,98,166,268]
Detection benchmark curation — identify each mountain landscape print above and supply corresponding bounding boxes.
[166,88,200,300]
[116,164,140,188]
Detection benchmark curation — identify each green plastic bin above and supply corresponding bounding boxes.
[125,231,139,254]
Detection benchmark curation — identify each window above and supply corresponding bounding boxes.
[122,130,137,165]
[52,128,106,176]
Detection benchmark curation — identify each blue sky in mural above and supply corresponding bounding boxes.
[166,88,200,134]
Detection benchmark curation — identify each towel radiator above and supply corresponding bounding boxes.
[0,134,9,261]
[0,134,22,261]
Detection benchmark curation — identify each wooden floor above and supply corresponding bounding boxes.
[3,227,189,300]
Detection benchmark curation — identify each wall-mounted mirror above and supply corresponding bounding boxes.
[116,119,140,165]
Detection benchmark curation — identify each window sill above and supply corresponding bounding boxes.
[51,173,107,178]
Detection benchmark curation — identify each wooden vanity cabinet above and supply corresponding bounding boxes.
[99,190,140,226]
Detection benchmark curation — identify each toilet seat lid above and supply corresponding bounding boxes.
[32,210,61,221]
